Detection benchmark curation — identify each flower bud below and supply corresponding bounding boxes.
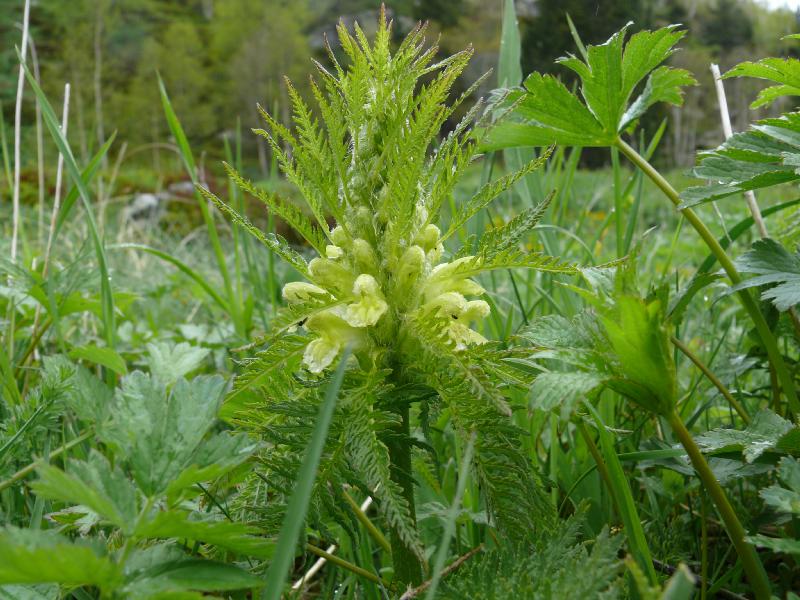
[309,257,356,297]
[352,238,379,274]
[282,282,329,304]
[395,246,426,294]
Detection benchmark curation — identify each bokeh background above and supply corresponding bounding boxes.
[3,0,800,184]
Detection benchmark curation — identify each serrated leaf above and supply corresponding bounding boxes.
[725,57,800,108]
[679,113,800,208]
[145,342,210,386]
[746,534,800,555]
[529,371,605,419]
[62,362,113,424]
[99,373,228,496]
[694,409,795,462]
[0,528,119,588]
[164,432,255,501]
[135,511,274,559]
[485,25,694,150]
[730,238,800,311]
[32,450,139,534]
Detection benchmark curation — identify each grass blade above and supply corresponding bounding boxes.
[109,243,231,313]
[261,349,350,600]
[19,51,116,350]
[158,75,240,333]
[424,432,476,600]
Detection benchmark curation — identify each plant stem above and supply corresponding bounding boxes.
[306,543,389,586]
[0,429,92,493]
[387,403,423,586]
[342,487,391,553]
[615,138,799,416]
[576,421,615,510]
[666,411,771,600]
[670,335,750,424]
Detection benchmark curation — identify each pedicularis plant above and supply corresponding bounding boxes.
[202,12,574,586]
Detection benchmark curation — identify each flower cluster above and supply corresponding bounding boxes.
[283,223,490,373]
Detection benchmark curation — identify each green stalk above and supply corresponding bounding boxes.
[615,138,799,415]
[670,336,750,424]
[342,488,391,553]
[306,543,389,586]
[666,411,771,600]
[0,429,93,493]
[583,401,658,584]
[387,403,423,586]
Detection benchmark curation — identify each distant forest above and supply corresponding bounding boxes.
[1,0,799,170]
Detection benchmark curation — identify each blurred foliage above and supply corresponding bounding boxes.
[0,0,798,174]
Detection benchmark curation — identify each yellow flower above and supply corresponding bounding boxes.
[345,274,388,327]
[303,310,365,373]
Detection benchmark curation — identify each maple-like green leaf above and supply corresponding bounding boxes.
[99,373,251,497]
[485,24,695,150]
[746,534,800,556]
[694,409,797,462]
[724,56,800,108]
[145,342,211,386]
[759,456,800,514]
[0,528,119,588]
[731,238,800,311]
[680,113,800,208]
[32,450,139,534]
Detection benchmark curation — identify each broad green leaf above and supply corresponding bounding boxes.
[0,585,58,600]
[135,511,274,559]
[730,238,800,311]
[694,409,796,462]
[61,362,113,424]
[32,450,139,533]
[145,342,210,386]
[680,113,800,208]
[69,344,128,376]
[529,371,605,420]
[746,534,800,555]
[485,25,694,150]
[725,57,800,108]
[126,559,262,594]
[0,527,119,588]
[759,456,800,514]
[658,564,696,600]
[600,296,677,415]
[99,373,227,496]
[165,432,254,502]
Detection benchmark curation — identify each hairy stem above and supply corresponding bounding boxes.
[616,138,799,416]
[387,403,423,586]
[666,411,770,600]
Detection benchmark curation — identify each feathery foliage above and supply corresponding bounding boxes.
[209,9,566,586]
